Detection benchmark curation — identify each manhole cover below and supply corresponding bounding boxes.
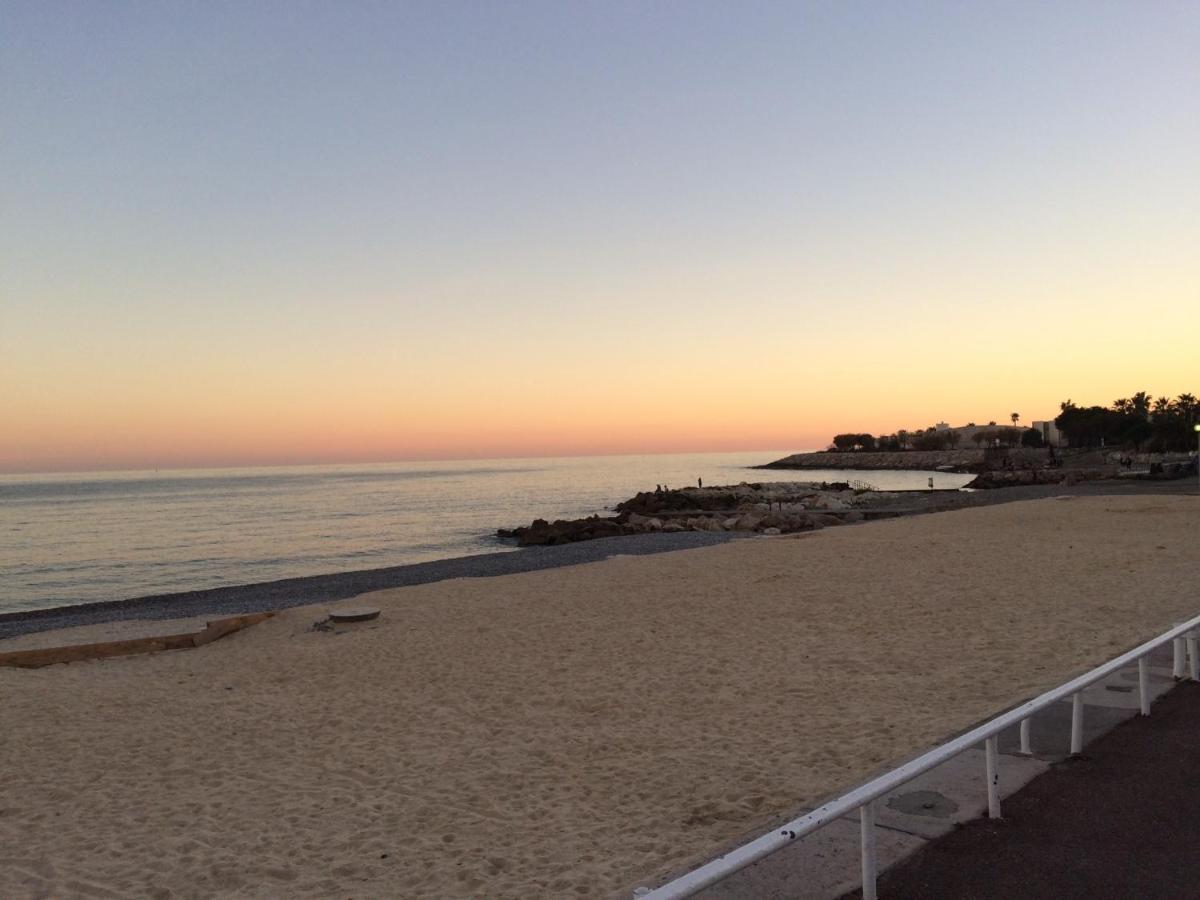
[328,607,381,623]
[887,790,959,819]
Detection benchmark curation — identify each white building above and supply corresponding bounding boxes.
[1032,419,1065,448]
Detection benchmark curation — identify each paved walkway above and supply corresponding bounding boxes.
[861,680,1200,899]
[689,641,1187,900]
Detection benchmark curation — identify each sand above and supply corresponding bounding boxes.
[1,496,1195,899]
[0,616,213,652]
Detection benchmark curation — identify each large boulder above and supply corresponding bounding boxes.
[808,493,850,510]
[618,488,739,516]
[502,515,630,546]
[780,514,817,533]
[808,513,843,527]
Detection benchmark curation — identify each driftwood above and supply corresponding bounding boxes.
[0,612,274,669]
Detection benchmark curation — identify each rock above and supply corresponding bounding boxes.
[501,476,895,547]
[617,488,736,516]
[808,513,842,527]
[761,527,781,535]
[780,514,816,533]
[506,515,630,546]
[808,494,850,510]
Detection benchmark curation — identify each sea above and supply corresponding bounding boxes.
[0,451,972,614]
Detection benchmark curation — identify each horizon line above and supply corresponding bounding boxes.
[0,446,809,480]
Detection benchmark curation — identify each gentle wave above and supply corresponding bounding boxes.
[0,452,971,612]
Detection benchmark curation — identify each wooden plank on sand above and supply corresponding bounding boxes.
[191,612,274,647]
[0,612,275,669]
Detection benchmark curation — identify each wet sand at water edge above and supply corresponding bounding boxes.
[1,495,1195,898]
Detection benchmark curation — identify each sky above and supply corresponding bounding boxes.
[2,2,1197,473]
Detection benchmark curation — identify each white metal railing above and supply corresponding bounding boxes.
[634,612,1200,900]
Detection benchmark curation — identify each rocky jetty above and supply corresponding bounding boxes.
[759,448,1058,474]
[498,482,879,546]
[966,456,1197,488]
[759,449,988,472]
[965,468,1110,489]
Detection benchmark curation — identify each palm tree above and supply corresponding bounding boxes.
[1130,391,1152,417]
[1010,412,1019,428]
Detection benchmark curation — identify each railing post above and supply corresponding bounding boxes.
[1019,718,1032,755]
[1188,633,1199,682]
[1138,656,1151,715]
[985,735,1000,818]
[861,800,878,900]
[1070,692,1084,755]
[1173,637,1185,679]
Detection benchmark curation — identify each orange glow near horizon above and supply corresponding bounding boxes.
[4,316,1197,474]
[4,5,1197,475]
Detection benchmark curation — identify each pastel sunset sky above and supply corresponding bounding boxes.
[3,2,1197,473]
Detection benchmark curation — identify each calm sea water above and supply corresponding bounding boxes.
[0,452,971,613]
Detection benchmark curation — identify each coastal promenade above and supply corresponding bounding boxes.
[1,491,1194,898]
[868,681,1200,899]
[681,637,1187,899]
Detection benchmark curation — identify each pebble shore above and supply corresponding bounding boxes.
[0,531,740,641]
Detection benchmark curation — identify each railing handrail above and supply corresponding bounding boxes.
[640,611,1200,899]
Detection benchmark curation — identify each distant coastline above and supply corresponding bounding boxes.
[755,449,992,473]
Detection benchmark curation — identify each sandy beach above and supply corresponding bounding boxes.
[1,496,1196,898]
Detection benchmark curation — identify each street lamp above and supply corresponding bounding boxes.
[1195,424,1200,493]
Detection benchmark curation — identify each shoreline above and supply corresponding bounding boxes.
[3,478,1192,644]
[0,531,740,640]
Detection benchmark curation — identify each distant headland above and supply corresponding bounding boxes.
[762,391,1198,477]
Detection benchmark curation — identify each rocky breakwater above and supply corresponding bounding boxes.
[759,449,988,472]
[498,482,883,547]
[967,454,1196,488]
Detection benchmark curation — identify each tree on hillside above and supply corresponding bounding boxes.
[913,431,949,450]
[832,433,876,451]
[1113,392,1152,418]
[1056,391,1196,450]
[946,431,962,449]
[1021,427,1044,448]
[1146,393,1200,451]
[1010,412,1019,428]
